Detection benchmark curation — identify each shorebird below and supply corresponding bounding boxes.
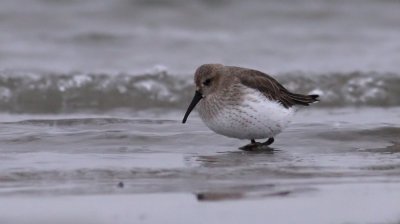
[182,64,319,150]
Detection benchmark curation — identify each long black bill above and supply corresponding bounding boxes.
[182,91,203,123]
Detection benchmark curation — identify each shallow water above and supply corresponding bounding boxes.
[1,108,400,196]
[1,108,400,223]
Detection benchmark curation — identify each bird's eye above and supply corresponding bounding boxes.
[203,78,212,86]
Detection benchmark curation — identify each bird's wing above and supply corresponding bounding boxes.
[235,68,318,108]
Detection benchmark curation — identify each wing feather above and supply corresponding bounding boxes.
[233,68,318,108]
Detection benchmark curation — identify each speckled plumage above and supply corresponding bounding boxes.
[198,86,294,140]
[183,64,319,148]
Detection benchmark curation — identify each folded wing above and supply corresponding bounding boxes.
[236,69,319,108]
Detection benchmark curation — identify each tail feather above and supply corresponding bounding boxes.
[286,92,319,106]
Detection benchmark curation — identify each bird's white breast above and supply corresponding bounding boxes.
[198,88,295,140]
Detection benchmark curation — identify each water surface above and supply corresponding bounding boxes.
[1,108,400,223]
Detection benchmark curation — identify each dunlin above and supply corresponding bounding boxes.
[182,64,319,150]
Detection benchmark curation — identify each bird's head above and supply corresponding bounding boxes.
[182,64,224,123]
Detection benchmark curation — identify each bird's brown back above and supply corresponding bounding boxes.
[226,66,319,108]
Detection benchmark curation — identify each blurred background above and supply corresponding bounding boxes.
[1,0,399,73]
[0,0,399,113]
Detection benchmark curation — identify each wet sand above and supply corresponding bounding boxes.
[0,108,400,223]
[1,182,400,224]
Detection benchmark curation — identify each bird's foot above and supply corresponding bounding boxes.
[239,138,274,151]
[263,137,274,146]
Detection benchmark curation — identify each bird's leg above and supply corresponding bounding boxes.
[239,139,260,151]
[239,138,274,151]
[262,137,274,146]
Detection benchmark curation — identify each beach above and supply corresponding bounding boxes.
[1,108,400,223]
[1,0,400,223]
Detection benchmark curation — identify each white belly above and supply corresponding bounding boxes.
[198,90,295,140]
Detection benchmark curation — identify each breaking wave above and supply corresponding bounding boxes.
[0,70,399,113]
